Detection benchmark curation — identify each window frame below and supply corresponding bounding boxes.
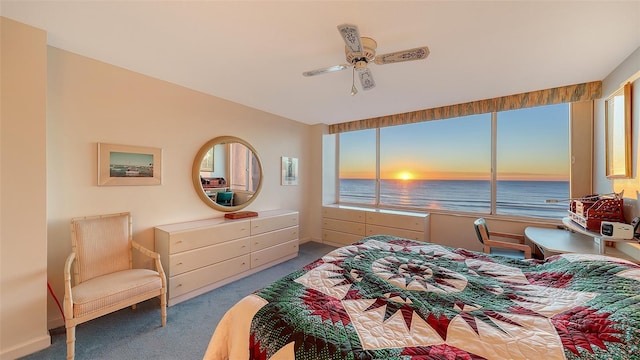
[336,102,583,220]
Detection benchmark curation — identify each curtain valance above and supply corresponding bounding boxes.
[328,81,601,134]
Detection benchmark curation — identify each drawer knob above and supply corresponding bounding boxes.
[177,262,183,266]
[176,284,182,287]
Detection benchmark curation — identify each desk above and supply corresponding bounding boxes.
[561,217,635,253]
[524,226,637,262]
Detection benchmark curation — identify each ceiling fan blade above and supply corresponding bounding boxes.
[337,24,363,53]
[302,64,349,77]
[358,68,376,90]
[374,46,430,65]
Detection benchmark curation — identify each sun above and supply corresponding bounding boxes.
[398,172,413,181]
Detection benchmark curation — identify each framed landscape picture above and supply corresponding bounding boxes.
[98,143,162,186]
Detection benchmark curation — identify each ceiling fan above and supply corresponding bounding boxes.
[302,24,430,95]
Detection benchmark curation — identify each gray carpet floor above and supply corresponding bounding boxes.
[21,241,336,360]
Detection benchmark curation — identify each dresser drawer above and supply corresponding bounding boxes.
[251,226,298,252]
[365,212,426,232]
[169,221,250,253]
[323,218,366,236]
[365,224,425,241]
[169,237,250,276]
[323,207,365,222]
[322,229,364,246]
[169,254,251,298]
[251,240,298,268]
[251,212,298,235]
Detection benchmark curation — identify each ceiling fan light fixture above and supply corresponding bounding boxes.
[354,60,368,72]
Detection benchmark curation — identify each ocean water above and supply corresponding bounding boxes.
[339,179,568,219]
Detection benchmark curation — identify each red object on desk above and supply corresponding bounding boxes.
[569,195,625,232]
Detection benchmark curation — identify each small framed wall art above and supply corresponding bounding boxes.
[98,143,162,186]
[281,156,298,186]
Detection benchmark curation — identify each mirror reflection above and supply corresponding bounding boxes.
[192,136,262,211]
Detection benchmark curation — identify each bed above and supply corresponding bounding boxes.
[203,235,640,360]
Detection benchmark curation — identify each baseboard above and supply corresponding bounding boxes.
[0,333,50,359]
[323,240,350,248]
[48,314,65,330]
[616,241,640,262]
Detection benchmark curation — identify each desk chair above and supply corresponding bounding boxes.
[473,218,532,259]
[64,212,166,360]
[216,191,234,206]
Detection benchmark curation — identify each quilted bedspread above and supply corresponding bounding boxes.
[203,235,640,360]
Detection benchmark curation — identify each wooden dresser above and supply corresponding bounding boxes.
[155,209,299,306]
[322,205,430,246]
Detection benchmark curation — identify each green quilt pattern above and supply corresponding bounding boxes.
[249,235,640,360]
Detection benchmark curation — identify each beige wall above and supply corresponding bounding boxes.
[1,18,51,359]
[595,47,640,259]
[2,16,314,357]
[44,47,313,328]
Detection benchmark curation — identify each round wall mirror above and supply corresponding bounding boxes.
[192,136,263,212]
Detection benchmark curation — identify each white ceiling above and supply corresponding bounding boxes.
[2,1,639,126]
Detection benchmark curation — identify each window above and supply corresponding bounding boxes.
[496,104,569,218]
[338,104,570,219]
[338,129,376,205]
[379,114,491,211]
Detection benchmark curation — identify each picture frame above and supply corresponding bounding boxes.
[605,82,632,179]
[98,143,162,186]
[281,156,298,186]
[200,147,214,172]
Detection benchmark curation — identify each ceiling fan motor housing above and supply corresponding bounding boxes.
[345,37,377,65]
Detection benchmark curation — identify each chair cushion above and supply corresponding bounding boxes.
[72,269,162,318]
[73,214,131,282]
[490,247,525,259]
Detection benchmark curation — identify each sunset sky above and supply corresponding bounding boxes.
[339,103,569,181]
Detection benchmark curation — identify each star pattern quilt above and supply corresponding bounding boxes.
[203,235,640,360]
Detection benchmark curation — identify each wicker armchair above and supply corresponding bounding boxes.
[473,218,532,259]
[63,212,166,360]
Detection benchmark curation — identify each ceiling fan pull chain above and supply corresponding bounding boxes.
[351,67,358,96]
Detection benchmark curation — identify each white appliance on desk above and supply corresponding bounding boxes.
[562,217,637,254]
[599,221,634,239]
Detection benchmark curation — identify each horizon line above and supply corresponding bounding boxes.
[339,178,570,182]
